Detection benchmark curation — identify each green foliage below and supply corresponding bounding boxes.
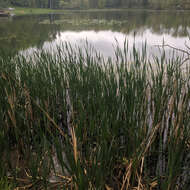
[0,0,10,8]
[0,178,13,190]
[60,0,190,9]
[0,42,190,189]
[2,0,190,9]
[8,0,61,8]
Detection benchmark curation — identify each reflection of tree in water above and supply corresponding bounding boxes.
[0,15,60,56]
[146,12,190,37]
[0,11,189,56]
[54,11,190,37]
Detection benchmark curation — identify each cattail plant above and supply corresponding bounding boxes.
[0,42,189,189]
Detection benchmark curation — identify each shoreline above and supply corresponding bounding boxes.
[11,7,190,16]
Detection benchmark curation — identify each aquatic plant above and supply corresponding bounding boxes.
[0,43,190,189]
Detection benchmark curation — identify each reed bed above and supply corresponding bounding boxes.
[0,44,190,190]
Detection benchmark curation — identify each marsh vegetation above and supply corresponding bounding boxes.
[1,5,190,190]
[0,43,190,189]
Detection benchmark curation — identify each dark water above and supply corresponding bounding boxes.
[0,10,190,58]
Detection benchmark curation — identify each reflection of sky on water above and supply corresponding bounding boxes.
[22,29,190,60]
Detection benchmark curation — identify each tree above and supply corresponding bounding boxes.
[0,0,10,8]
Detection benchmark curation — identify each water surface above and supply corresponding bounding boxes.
[0,10,190,59]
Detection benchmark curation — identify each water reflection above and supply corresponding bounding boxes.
[24,29,189,60]
[1,10,190,58]
[0,15,59,56]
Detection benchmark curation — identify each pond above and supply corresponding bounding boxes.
[0,10,190,59]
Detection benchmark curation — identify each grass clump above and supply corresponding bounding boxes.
[0,43,190,189]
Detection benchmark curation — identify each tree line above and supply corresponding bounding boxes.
[66,0,189,9]
[0,0,60,9]
[0,0,189,9]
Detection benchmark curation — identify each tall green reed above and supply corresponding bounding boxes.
[0,43,190,189]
